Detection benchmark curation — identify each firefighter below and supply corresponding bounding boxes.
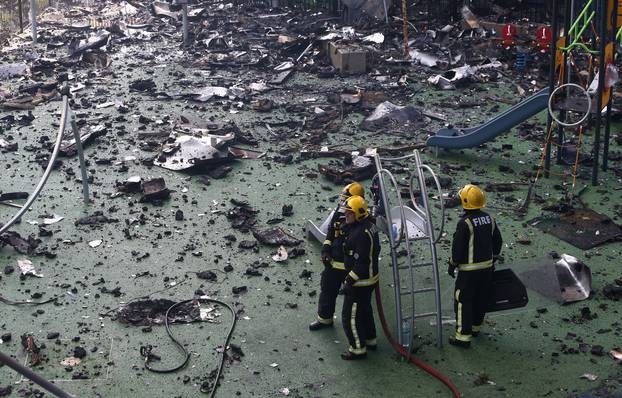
[339,195,380,360]
[309,182,365,331]
[448,184,503,348]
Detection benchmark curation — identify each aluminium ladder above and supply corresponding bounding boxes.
[372,150,445,349]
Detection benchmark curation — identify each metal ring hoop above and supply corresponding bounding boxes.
[548,83,591,127]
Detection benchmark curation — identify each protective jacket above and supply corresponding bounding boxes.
[322,209,347,270]
[451,209,502,271]
[343,218,380,287]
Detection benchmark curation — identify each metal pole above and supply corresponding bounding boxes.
[382,0,389,24]
[602,0,618,171]
[0,352,76,398]
[544,0,559,178]
[18,0,24,33]
[557,0,573,164]
[182,3,189,46]
[70,113,90,204]
[402,0,409,56]
[30,0,37,43]
[592,0,607,185]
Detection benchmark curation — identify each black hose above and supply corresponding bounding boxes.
[0,351,75,398]
[141,300,192,373]
[202,298,237,398]
[0,294,58,306]
[141,298,237,398]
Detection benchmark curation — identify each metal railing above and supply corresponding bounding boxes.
[0,84,90,236]
[0,351,76,398]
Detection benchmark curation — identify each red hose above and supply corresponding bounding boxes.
[374,288,462,398]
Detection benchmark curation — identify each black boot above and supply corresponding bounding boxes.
[341,351,367,360]
[309,320,332,331]
[448,337,471,348]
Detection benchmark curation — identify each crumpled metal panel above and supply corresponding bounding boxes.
[555,254,592,303]
[519,253,592,304]
[154,133,234,171]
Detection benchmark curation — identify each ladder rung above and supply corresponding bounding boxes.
[413,312,438,319]
[398,262,433,270]
[400,287,436,295]
[409,236,431,241]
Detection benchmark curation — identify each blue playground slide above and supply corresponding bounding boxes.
[425,87,550,149]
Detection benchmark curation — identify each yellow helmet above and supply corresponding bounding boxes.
[459,184,486,210]
[340,182,364,200]
[343,195,369,221]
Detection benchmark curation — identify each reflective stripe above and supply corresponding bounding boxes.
[455,289,462,334]
[353,274,379,287]
[348,345,366,355]
[351,302,361,350]
[366,229,374,283]
[323,240,332,246]
[348,271,360,281]
[465,218,474,264]
[458,260,493,271]
[455,331,472,342]
[316,315,333,324]
[332,262,346,270]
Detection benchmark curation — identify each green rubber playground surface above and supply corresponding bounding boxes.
[2,14,622,398]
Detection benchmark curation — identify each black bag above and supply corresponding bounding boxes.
[487,268,529,312]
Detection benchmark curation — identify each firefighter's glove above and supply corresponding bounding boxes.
[447,261,457,279]
[321,246,332,267]
[339,277,355,296]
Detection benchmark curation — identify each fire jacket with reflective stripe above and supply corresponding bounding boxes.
[322,207,347,267]
[451,209,502,271]
[343,218,380,286]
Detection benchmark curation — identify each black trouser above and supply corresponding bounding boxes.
[454,268,493,341]
[342,285,377,354]
[316,266,348,323]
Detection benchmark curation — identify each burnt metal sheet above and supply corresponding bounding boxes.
[530,208,622,250]
[228,147,265,159]
[141,178,170,201]
[68,31,111,57]
[252,227,302,246]
[519,254,592,304]
[116,299,204,326]
[154,134,234,171]
[360,101,427,132]
[151,2,180,19]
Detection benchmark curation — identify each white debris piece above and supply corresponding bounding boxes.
[363,33,384,44]
[61,357,82,367]
[249,82,269,92]
[272,246,288,262]
[88,239,103,248]
[43,214,64,225]
[0,63,30,80]
[580,373,598,381]
[17,259,43,277]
